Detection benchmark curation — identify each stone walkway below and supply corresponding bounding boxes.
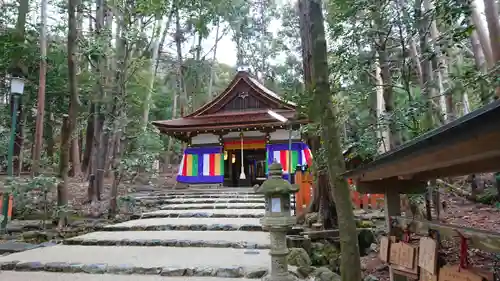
[0,188,281,280]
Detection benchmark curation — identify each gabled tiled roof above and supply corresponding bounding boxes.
[185,70,295,117]
[152,70,307,137]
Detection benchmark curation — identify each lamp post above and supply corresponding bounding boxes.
[1,76,25,232]
[267,110,293,184]
[255,161,299,281]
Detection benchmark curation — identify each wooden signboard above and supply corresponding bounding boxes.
[438,265,484,281]
[379,236,390,262]
[390,241,419,279]
[389,242,401,265]
[399,242,417,269]
[418,237,438,274]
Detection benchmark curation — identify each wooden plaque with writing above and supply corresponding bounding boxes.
[399,242,417,269]
[379,236,390,263]
[389,242,401,265]
[418,237,437,274]
[438,265,483,281]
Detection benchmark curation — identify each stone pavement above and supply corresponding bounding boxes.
[1,272,257,281]
[0,188,286,280]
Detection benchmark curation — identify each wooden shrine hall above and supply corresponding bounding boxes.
[152,69,313,187]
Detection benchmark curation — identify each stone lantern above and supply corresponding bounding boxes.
[255,161,299,281]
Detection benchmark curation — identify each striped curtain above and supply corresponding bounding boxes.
[266,142,313,179]
[177,146,224,184]
[202,153,224,176]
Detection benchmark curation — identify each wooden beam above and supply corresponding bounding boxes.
[393,216,500,253]
[357,130,500,181]
[355,178,427,194]
[300,228,373,239]
[413,156,500,179]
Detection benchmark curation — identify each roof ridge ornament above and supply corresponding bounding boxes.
[237,65,251,72]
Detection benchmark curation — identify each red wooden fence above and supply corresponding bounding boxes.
[350,191,384,210]
[294,171,384,215]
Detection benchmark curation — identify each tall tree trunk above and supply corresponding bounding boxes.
[174,4,188,117]
[470,0,494,69]
[207,18,220,99]
[374,55,389,153]
[89,0,108,202]
[470,30,490,105]
[154,6,175,77]
[57,116,70,227]
[483,0,500,62]
[66,0,80,188]
[108,7,128,216]
[45,113,55,160]
[33,0,48,176]
[71,138,82,176]
[299,0,361,280]
[416,0,434,129]
[482,0,500,99]
[423,0,452,121]
[409,38,424,89]
[81,5,94,176]
[142,15,163,128]
[82,104,94,175]
[297,0,337,229]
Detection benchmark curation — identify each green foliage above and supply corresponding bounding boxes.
[121,127,163,177]
[476,187,499,205]
[4,175,59,220]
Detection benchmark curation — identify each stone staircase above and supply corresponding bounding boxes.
[0,188,290,281]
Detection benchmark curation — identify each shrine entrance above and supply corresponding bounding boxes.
[223,149,267,187]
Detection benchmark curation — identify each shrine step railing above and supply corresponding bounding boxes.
[292,170,384,216]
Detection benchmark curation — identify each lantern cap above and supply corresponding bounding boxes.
[255,161,299,195]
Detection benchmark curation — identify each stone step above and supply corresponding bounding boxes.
[160,203,265,210]
[140,198,265,206]
[141,209,264,219]
[135,194,264,200]
[183,188,256,193]
[99,218,263,231]
[151,188,256,195]
[64,231,270,249]
[0,245,271,278]
[1,272,259,281]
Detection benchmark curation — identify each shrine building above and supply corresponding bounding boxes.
[152,69,313,187]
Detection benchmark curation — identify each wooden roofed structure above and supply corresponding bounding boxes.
[344,100,500,194]
[344,100,500,280]
[152,70,313,187]
[152,70,309,142]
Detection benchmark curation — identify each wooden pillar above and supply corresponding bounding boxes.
[384,189,407,281]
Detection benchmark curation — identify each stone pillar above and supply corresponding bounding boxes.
[264,229,294,281]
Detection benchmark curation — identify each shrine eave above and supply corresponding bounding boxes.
[152,110,309,139]
[343,100,500,190]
